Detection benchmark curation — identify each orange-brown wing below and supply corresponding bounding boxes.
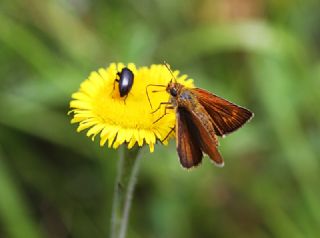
[176,108,203,168]
[186,107,224,167]
[193,88,253,136]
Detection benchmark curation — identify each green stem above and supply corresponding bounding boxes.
[110,146,143,238]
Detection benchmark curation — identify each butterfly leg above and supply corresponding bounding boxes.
[161,126,175,143]
[145,84,167,109]
[151,102,171,114]
[153,105,175,124]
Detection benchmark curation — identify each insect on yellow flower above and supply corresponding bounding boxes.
[69,63,194,152]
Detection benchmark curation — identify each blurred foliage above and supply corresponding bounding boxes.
[0,0,320,237]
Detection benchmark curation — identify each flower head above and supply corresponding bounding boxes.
[69,63,194,152]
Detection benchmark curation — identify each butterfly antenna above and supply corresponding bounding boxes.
[145,84,167,110]
[145,84,153,109]
[164,61,177,83]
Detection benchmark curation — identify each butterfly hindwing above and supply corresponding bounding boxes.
[187,107,224,166]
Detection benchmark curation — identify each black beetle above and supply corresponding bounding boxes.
[115,67,134,97]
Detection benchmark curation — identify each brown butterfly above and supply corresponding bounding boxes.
[147,65,253,169]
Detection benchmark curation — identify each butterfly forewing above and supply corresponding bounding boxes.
[193,88,253,136]
[176,108,203,168]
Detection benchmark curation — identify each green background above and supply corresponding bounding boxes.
[0,0,319,237]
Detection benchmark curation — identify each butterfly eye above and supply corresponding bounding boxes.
[170,88,178,97]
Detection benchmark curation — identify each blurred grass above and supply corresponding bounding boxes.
[1,0,320,237]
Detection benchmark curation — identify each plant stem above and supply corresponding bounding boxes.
[110,146,143,238]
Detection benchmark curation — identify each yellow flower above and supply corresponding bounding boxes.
[69,63,194,152]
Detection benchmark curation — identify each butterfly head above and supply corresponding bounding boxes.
[167,79,184,98]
